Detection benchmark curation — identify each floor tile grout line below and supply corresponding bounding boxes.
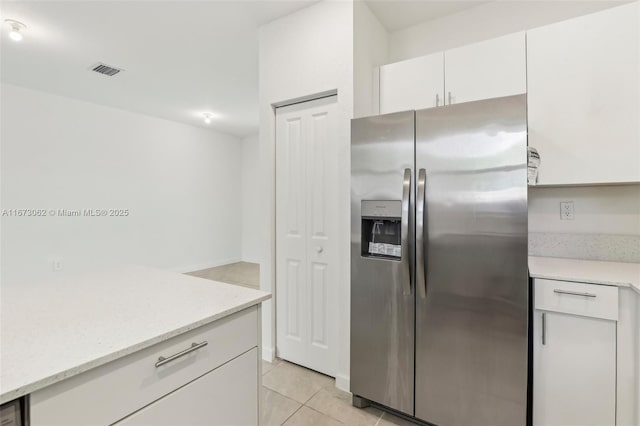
[262,385,306,406]
[280,403,305,426]
[262,381,326,407]
[301,384,325,405]
[261,384,305,425]
[301,405,348,425]
[263,359,381,425]
[303,386,384,426]
[261,358,285,379]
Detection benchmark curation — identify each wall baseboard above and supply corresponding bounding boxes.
[173,257,242,274]
[241,257,262,265]
[262,346,275,362]
[335,373,350,393]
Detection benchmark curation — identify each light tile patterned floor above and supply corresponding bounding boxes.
[261,359,417,426]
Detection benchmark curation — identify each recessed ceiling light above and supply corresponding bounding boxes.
[5,19,26,42]
[203,113,213,124]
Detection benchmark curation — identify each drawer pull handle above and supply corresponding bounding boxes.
[553,289,597,298]
[541,312,546,345]
[155,341,208,368]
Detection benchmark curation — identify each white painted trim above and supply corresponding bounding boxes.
[257,304,263,422]
[272,89,338,109]
[172,257,243,274]
[241,257,262,265]
[335,374,350,393]
[262,346,275,363]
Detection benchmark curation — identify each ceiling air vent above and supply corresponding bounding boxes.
[90,63,123,77]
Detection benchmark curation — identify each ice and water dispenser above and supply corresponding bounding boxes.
[361,200,402,259]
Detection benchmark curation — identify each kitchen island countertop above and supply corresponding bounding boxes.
[0,266,270,404]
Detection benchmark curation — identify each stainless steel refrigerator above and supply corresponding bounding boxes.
[350,95,529,426]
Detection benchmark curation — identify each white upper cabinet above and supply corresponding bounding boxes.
[444,32,526,105]
[379,34,525,114]
[528,2,640,185]
[380,52,444,114]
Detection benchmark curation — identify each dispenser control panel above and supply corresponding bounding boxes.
[361,200,402,259]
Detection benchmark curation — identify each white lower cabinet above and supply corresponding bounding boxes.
[30,307,259,426]
[533,279,617,426]
[617,288,640,426]
[115,348,258,426]
[533,311,616,426]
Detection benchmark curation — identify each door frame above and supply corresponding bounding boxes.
[260,87,350,391]
[272,91,339,376]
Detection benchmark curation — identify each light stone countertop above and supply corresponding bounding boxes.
[0,266,271,404]
[529,256,640,294]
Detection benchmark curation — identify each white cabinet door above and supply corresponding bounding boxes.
[380,52,444,114]
[533,311,616,426]
[528,3,640,185]
[275,96,339,377]
[115,348,258,426]
[445,32,526,105]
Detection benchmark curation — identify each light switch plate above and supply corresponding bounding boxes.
[560,201,574,220]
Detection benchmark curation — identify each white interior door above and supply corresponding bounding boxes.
[275,95,338,377]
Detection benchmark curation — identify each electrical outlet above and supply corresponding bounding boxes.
[52,257,64,272]
[560,201,574,220]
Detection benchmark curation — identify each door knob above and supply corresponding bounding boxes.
[316,247,323,253]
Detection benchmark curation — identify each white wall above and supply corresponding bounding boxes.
[258,0,354,390]
[1,83,242,285]
[388,1,626,62]
[529,186,640,235]
[354,1,388,118]
[240,134,261,263]
[528,185,640,262]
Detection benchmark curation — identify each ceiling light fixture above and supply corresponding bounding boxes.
[203,113,213,124]
[5,19,26,42]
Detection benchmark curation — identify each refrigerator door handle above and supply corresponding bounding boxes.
[416,169,427,299]
[401,168,412,296]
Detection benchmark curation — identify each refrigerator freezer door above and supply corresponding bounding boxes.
[415,95,529,426]
[350,111,415,415]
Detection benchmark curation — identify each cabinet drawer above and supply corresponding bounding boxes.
[30,306,258,426]
[115,347,258,426]
[534,279,618,321]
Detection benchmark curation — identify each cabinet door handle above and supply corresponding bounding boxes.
[436,94,440,107]
[553,289,597,298]
[155,341,208,367]
[541,312,546,346]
